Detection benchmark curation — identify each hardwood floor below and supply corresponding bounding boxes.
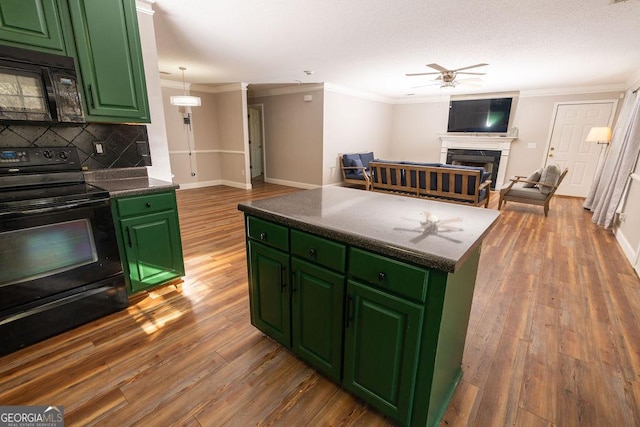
[1,182,639,426]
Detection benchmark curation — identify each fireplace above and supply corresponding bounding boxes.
[446,149,501,189]
[438,134,517,188]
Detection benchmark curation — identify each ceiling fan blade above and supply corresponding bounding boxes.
[457,82,482,87]
[451,63,488,72]
[456,71,486,76]
[405,71,441,77]
[426,63,448,72]
[456,77,483,83]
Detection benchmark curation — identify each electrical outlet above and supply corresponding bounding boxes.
[93,141,105,155]
[241,169,245,176]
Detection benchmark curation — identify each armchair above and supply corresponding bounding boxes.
[499,165,568,216]
[340,152,375,190]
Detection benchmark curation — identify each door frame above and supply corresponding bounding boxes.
[541,99,618,195]
[248,104,266,180]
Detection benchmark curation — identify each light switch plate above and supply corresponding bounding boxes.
[527,143,537,149]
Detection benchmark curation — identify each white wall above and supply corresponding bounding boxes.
[136,0,172,182]
[390,100,448,162]
[323,88,393,185]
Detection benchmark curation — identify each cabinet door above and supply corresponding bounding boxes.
[0,0,66,54]
[67,0,149,122]
[343,280,423,424]
[291,258,344,381]
[248,241,291,347]
[120,209,184,293]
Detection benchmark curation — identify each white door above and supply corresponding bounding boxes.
[248,106,264,178]
[545,101,615,197]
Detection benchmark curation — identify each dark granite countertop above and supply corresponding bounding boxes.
[84,167,179,197]
[238,186,500,273]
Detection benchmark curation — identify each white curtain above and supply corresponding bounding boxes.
[584,89,640,228]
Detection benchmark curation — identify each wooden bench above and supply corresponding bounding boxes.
[368,161,492,207]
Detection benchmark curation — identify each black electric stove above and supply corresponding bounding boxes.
[0,147,128,356]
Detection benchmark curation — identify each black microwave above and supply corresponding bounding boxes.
[0,45,85,124]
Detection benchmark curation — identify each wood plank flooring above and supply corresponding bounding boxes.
[1,181,639,426]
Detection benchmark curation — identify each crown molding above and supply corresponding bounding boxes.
[250,84,324,98]
[136,0,155,15]
[160,79,190,90]
[519,83,626,97]
[190,82,247,94]
[323,83,391,103]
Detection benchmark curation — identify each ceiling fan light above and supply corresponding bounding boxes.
[170,95,202,107]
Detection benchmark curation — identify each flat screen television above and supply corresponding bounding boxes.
[447,97,513,133]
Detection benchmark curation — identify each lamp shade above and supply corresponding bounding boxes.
[170,95,201,107]
[585,127,612,144]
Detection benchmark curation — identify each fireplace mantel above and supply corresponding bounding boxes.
[438,134,517,188]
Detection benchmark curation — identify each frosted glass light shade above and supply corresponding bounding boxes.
[170,95,201,107]
[585,127,612,144]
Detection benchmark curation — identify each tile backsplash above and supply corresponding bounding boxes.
[0,123,152,169]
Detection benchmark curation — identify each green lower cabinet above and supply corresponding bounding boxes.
[248,241,291,347]
[343,280,423,424]
[112,191,185,294]
[291,258,344,382]
[0,0,67,54]
[120,210,184,293]
[243,215,482,426]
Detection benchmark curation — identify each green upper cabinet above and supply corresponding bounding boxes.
[67,0,149,122]
[0,0,66,54]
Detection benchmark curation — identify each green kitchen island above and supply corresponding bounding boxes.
[238,186,499,426]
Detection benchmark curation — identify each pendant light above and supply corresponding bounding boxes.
[170,66,201,107]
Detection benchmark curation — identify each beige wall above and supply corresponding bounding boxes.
[323,89,393,185]
[162,85,248,189]
[390,91,623,180]
[251,88,324,187]
[212,89,250,186]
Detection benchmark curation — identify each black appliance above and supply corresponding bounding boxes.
[447,97,513,133]
[0,45,85,124]
[0,147,127,356]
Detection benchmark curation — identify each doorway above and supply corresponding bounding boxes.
[248,105,265,181]
[545,100,617,197]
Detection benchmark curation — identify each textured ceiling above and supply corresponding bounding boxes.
[151,0,640,100]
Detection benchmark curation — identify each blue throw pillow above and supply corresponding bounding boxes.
[351,158,364,176]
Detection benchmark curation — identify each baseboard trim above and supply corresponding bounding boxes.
[614,225,638,269]
[264,177,321,190]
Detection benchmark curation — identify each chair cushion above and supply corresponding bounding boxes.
[539,164,561,194]
[359,152,375,169]
[505,184,549,201]
[343,153,361,168]
[523,167,543,188]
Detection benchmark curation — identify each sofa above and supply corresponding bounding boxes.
[368,160,492,207]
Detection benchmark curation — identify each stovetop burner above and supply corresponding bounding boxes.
[0,147,110,216]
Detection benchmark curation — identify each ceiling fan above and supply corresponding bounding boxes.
[406,63,488,88]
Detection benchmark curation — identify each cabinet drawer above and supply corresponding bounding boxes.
[348,248,428,302]
[115,192,176,217]
[247,216,289,251]
[291,230,346,273]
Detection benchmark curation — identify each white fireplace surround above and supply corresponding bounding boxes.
[438,134,517,188]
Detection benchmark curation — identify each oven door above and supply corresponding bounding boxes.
[0,198,124,312]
